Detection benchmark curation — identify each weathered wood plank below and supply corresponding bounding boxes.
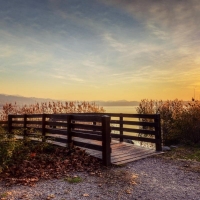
[111,134,156,143]
[73,137,102,145]
[81,140,162,164]
[111,120,157,127]
[26,121,43,125]
[73,140,102,151]
[45,121,68,127]
[71,115,102,122]
[112,153,155,162]
[12,121,24,124]
[0,121,8,125]
[72,129,102,135]
[45,114,69,120]
[26,114,43,118]
[112,152,160,165]
[111,148,154,157]
[111,148,155,158]
[71,123,102,131]
[71,131,102,141]
[11,126,24,129]
[45,128,68,135]
[111,127,156,135]
[155,115,162,151]
[102,115,111,166]
[9,115,24,118]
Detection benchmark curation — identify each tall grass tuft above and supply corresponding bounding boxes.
[136,99,200,145]
[0,101,105,121]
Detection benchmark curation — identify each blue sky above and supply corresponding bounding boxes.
[0,0,200,101]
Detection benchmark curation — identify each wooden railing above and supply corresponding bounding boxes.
[1,114,111,166]
[73,113,162,151]
[0,113,162,165]
[107,113,162,151]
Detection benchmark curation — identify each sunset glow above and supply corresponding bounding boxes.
[0,0,200,101]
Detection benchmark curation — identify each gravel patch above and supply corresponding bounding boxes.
[0,157,199,200]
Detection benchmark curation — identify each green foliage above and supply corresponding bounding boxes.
[0,126,56,173]
[0,192,8,198]
[64,176,82,183]
[136,99,200,145]
[162,145,200,162]
[0,127,19,172]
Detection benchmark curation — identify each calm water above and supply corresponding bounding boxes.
[103,106,155,148]
[103,106,137,113]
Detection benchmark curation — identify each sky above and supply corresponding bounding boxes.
[0,0,200,101]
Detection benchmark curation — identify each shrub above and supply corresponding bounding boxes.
[0,127,41,171]
[136,99,200,145]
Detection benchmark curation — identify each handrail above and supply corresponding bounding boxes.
[0,112,162,166]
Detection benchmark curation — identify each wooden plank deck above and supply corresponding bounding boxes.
[15,135,163,165]
[41,135,163,165]
[76,138,163,165]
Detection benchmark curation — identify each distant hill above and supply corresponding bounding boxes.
[0,94,55,108]
[0,94,139,109]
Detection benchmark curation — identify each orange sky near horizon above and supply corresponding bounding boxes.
[0,0,200,101]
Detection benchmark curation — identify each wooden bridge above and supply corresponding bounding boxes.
[0,113,163,166]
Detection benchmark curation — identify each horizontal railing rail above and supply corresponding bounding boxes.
[0,114,111,166]
[0,112,162,165]
[70,113,162,151]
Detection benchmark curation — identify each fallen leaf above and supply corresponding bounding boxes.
[46,194,55,199]
[30,153,36,158]
[126,189,131,194]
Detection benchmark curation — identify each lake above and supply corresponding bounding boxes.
[103,106,138,113]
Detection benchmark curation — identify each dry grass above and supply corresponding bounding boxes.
[0,101,105,121]
[136,99,200,145]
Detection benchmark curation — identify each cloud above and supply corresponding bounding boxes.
[0,45,15,58]
[103,33,127,52]
[1,0,200,100]
[99,0,200,87]
[51,75,65,79]
[101,0,200,43]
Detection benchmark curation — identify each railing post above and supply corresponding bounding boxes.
[155,114,162,151]
[8,115,12,133]
[67,115,73,149]
[23,114,27,139]
[102,115,111,166]
[120,113,123,142]
[42,114,46,142]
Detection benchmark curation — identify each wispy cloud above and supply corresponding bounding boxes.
[103,33,127,52]
[51,75,65,79]
[1,0,200,100]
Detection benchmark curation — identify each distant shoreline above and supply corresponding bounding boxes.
[0,94,139,107]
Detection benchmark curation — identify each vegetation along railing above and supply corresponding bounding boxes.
[0,113,162,166]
